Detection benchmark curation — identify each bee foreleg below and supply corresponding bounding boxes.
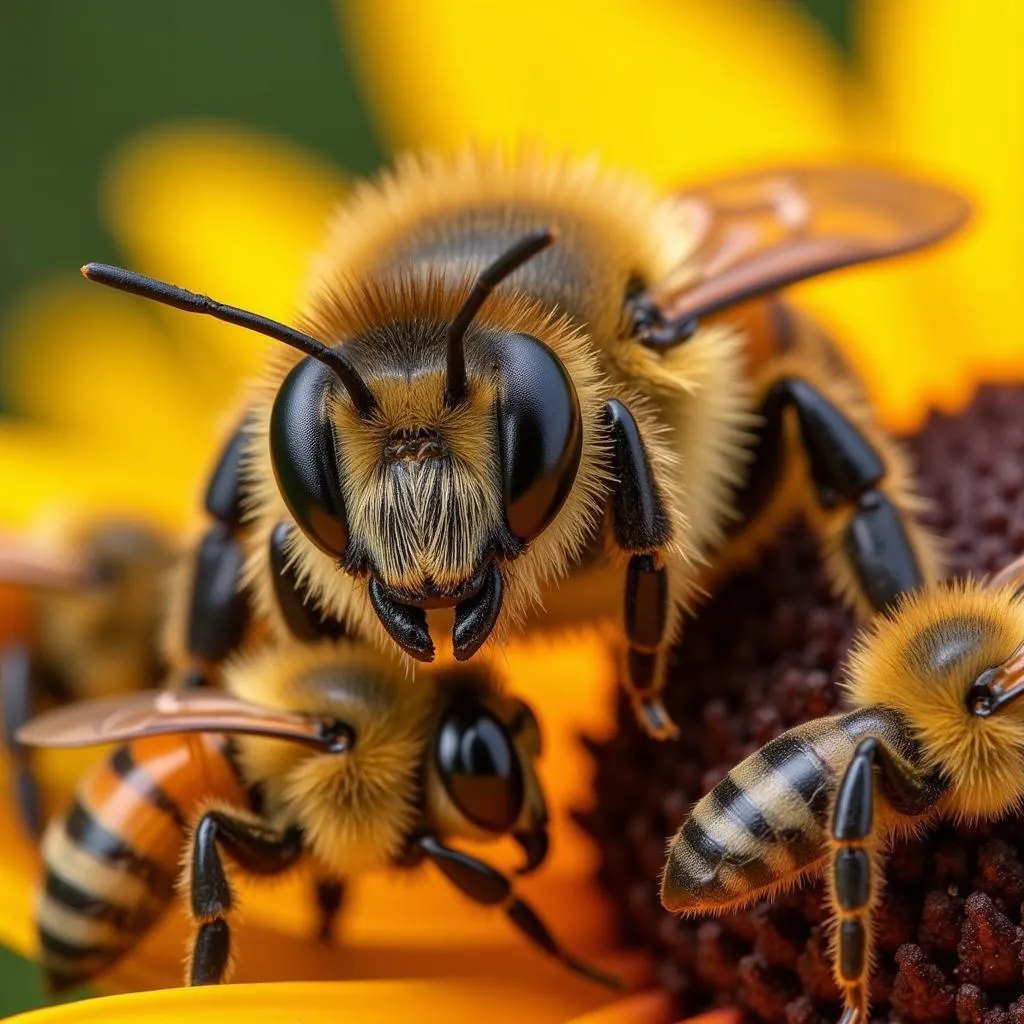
[270,522,350,642]
[176,420,252,688]
[185,809,303,985]
[312,875,346,944]
[828,736,939,1023]
[603,399,677,741]
[733,377,933,613]
[416,834,625,990]
[1,644,44,837]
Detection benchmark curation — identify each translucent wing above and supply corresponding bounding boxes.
[647,166,970,326]
[988,554,1024,598]
[15,689,351,753]
[0,533,91,591]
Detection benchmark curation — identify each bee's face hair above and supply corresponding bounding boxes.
[267,236,587,663]
[845,578,1024,819]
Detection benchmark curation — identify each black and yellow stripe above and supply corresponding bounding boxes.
[38,733,249,991]
[661,706,914,913]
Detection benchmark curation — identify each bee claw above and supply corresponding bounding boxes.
[634,695,680,741]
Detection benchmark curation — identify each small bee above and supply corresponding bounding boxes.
[79,152,968,739]
[0,518,171,835]
[660,555,1024,1023]
[18,641,620,993]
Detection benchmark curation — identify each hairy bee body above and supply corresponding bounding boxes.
[85,150,965,738]
[664,705,916,912]
[243,154,718,643]
[0,517,172,835]
[663,567,1024,1022]
[38,732,246,991]
[29,640,588,992]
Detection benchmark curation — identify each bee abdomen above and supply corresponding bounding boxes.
[662,717,853,913]
[38,734,247,991]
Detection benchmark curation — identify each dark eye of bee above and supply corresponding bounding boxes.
[493,333,583,543]
[436,696,524,832]
[269,357,350,558]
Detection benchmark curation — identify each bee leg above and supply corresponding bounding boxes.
[1,644,44,837]
[175,421,252,689]
[269,522,350,642]
[732,377,934,613]
[417,834,626,991]
[312,876,346,943]
[185,809,303,985]
[829,737,941,1023]
[603,400,677,741]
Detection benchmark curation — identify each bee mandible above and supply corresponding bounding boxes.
[80,153,968,738]
[19,640,620,992]
[661,555,1024,1023]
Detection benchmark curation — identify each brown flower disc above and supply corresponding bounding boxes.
[581,385,1024,1023]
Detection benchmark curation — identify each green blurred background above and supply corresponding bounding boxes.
[0,0,852,1015]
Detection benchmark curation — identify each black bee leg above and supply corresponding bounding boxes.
[417,834,625,990]
[186,809,303,985]
[603,399,677,741]
[270,522,350,642]
[828,737,942,1023]
[313,876,346,943]
[177,420,252,689]
[0,644,43,837]
[732,377,934,614]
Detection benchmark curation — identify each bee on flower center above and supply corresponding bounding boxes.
[80,150,968,739]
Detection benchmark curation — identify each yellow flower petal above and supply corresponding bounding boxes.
[6,979,640,1024]
[0,424,195,530]
[103,126,345,385]
[832,0,1024,425]
[341,0,851,183]
[3,283,217,455]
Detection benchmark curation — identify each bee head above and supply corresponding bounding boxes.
[425,667,548,874]
[846,573,1024,819]
[269,229,584,663]
[77,235,584,668]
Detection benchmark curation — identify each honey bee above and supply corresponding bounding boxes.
[0,518,171,835]
[80,152,968,739]
[18,641,620,993]
[661,554,1024,1023]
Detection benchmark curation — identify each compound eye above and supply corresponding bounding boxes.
[269,357,349,559]
[494,333,583,543]
[436,698,524,832]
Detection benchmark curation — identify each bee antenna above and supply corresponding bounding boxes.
[80,263,377,417]
[445,228,556,407]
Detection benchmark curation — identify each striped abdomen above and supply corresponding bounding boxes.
[38,733,249,991]
[661,706,913,913]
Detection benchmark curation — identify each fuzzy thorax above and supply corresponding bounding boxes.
[225,642,436,876]
[845,580,1024,819]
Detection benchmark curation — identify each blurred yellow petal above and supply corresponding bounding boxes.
[827,0,1024,426]
[7,979,651,1024]
[0,424,196,530]
[3,283,216,457]
[103,126,345,390]
[341,0,852,184]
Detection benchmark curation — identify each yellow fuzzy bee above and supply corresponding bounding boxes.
[661,555,1024,1023]
[19,641,616,992]
[0,518,171,834]
[80,151,967,739]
